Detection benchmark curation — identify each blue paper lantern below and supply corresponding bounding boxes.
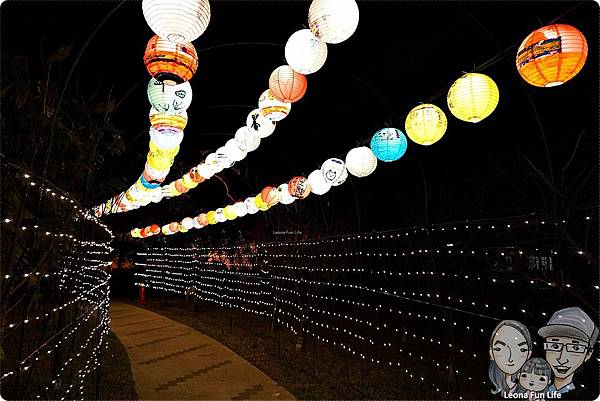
[370,128,408,162]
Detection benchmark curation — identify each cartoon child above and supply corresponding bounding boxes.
[516,358,552,400]
[538,307,598,396]
[489,320,533,395]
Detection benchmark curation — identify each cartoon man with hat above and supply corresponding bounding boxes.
[538,307,598,396]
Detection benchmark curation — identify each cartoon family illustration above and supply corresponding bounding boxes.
[489,307,598,399]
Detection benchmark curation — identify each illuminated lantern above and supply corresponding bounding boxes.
[308,0,359,44]
[149,140,179,158]
[215,208,226,223]
[288,176,311,199]
[213,148,236,169]
[370,128,408,162]
[223,205,237,220]
[168,222,180,233]
[150,189,164,203]
[142,0,211,43]
[150,224,160,235]
[192,218,202,229]
[205,153,226,174]
[147,153,174,171]
[246,108,276,138]
[258,90,291,122]
[198,213,208,226]
[321,158,347,186]
[181,217,194,230]
[224,139,248,162]
[189,167,205,183]
[149,107,188,130]
[140,174,161,190]
[131,228,141,238]
[277,183,296,205]
[179,226,189,234]
[145,162,169,180]
[175,179,190,194]
[235,126,261,152]
[244,197,259,215]
[261,186,280,206]
[404,104,447,146]
[147,78,192,114]
[307,169,331,195]
[254,194,270,211]
[149,127,184,148]
[197,163,215,179]
[206,211,217,225]
[345,146,377,177]
[144,35,198,85]
[516,24,588,87]
[160,225,168,235]
[447,73,499,123]
[285,29,328,75]
[269,65,307,103]
[233,202,248,217]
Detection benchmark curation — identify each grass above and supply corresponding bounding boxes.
[96,330,138,400]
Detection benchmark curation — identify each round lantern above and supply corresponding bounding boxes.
[142,0,211,43]
[198,213,208,226]
[189,167,205,183]
[404,104,447,146]
[321,158,347,186]
[149,224,160,235]
[192,218,202,229]
[131,228,141,238]
[308,0,359,44]
[261,186,280,207]
[370,128,408,162]
[161,225,170,235]
[246,108,276,138]
[285,29,328,75]
[254,194,270,211]
[182,173,198,189]
[277,184,296,205]
[147,78,192,114]
[206,211,218,225]
[149,107,188,130]
[235,126,261,152]
[258,90,291,122]
[215,208,226,223]
[307,169,331,195]
[288,176,311,199]
[223,205,237,220]
[145,162,169,180]
[181,217,194,230]
[205,152,226,174]
[244,197,259,215]
[179,226,189,234]
[224,139,248,162]
[144,35,198,85]
[269,65,307,103]
[197,163,215,179]
[345,146,377,178]
[516,24,587,87]
[168,222,180,233]
[447,73,499,123]
[233,202,248,217]
[149,126,184,149]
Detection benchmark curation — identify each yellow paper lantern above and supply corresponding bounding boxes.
[223,205,237,220]
[405,104,448,146]
[447,73,499,123]
[254,194,269,211]
[206,210,218,225]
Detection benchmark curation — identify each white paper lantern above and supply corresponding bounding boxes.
[246,108,276,138]
[147,78,192,114]
[233,202,248,217]
[142,0,211,43]
[145,162,170,180]
[244,197,259,215]
[224,139,248,162]
[192,218,202,229]
[181,217,194,230]
[285,29,328,75]
[215,208,226,223]
[197,162,215,179]
[258,90,291,122]
[345,146,377,177]
[149,127,184,149]
[277,183,296,205]
[235,126,261,152]
[308,0,359,44]
[149,188,164,203]
[214,147,235,169]
[321,158,347,186]
[307,169,332,195]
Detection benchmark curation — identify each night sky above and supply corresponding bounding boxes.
[2,0,598,241]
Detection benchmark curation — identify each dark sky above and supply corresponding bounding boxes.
[2,0,598,240]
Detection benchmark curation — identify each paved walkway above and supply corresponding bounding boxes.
[110,302,295,400]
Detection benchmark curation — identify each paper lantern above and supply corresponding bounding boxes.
[224,139,248,162]
[269,65,307,103]
[131,228,141,238]
[192,218,202,229]
[147,78,192,114]
[215,208,226,223]
[149,224,160,235]
[370,128,408,162]
[321,158,347,186]
[308,0,359,44]
[233,202,248,217]
[206,210,217,225]
[149,126,184,149]
[198,213,208,226]
[285,29,328,75]
[144,35,198,85]
[205,153,225,174]
[277,184,296,205]
[261,186,280,206]
[197,163,215,179]
[404,104,447,146]
[258,90,291,122]
[516,24,587,87]
[307,170,332,195]
[244,197,259,215]
[168,222,180,233]
[234,126,261,152]
[288,176,311,199]
[149,107,188,130]
[179,226,189,233]
[181,217,194,230]
[345,146,377,178]
[223,205,237,220]
[145,162,169,180]
[447,73,499,123]
[254,194,270,211]
[175,179,189,194]
[246,108,276,138]
[161,225,170,235]
[142,0,211,43]
[182,173,198,189]
[189,167,205,183]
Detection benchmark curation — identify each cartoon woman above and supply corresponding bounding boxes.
[489,320,533,395]
[516,358,552,400]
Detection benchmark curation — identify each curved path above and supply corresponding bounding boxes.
[110,302,295,400]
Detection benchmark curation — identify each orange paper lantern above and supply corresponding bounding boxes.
[175,179,189,194]
[260,186,280,206]
[144,35,198,85]
[268,65,307,103]
[189,168,206,184]
[516,24,587,87]
[198,213,208,226]
[150,224,160,235]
